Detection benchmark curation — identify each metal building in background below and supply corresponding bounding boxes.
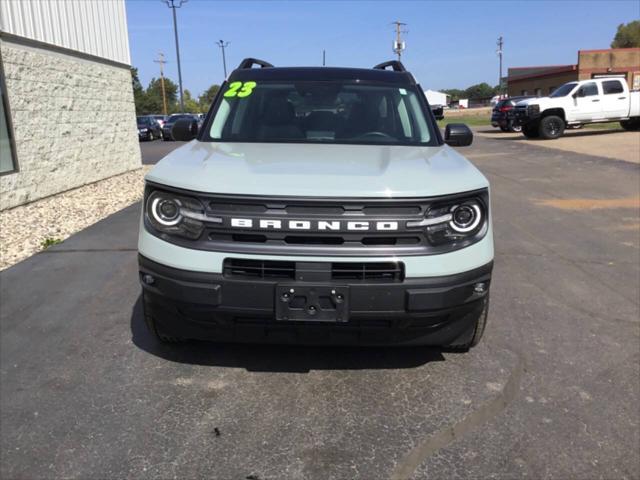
[0,0,141,210]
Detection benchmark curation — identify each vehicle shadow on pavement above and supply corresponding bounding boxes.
[478,128,626,140]
[130,295,445,372]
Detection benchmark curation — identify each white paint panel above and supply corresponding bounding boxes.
[0,0,131,65]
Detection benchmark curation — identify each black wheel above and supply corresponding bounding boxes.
[620,118,640,131]
[445,297,489,352]
[522,124,540,138]
[499,126,509,132]
[147,131,154,141]
[508,122,522,133]
[539,115,565,139]
[142,292,184,344]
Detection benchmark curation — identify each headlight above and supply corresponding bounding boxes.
[145,189,214,240]
[408,195,487,247]
[139,128,148,133]
[527,104,540,115]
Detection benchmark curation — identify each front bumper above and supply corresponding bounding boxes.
[138,255,492,346]
[513,107,539,126]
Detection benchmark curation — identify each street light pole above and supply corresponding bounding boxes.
[217,40,230,78]
[497,36,504,95]
[163,0,187,112]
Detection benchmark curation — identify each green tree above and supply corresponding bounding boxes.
[131,67,147,115]
[145,77,178,114]
[464,82,496,100]
[611,21,640,48]
[198,84,220,111]
[183,89,201,113]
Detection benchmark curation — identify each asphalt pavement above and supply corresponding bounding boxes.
[140,138,188,165]
[1,133,638,479]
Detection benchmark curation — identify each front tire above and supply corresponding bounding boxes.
[539,115,565,139]
[620,118,640,131]
[445,297,489,352]
[499,125,509,132]
[522,123,540,138]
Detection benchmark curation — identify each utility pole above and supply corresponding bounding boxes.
[162,0,187,112]
[497,36,504,95]
[217,40,230,78]
[322,49,326,66]
[392,21,407,61]
[153,52,168,115]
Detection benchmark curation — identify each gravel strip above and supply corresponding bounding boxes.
[0,166,152,271]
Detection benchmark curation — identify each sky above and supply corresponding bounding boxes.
[126,0,640,97]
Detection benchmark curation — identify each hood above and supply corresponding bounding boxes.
[515,97,555,108]
[145,141,489,198]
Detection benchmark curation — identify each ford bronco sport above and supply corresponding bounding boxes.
[138,59,494,350]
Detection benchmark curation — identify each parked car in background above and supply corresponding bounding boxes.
[161,114,199,141]
[137,116,161,141]
[152,115,168,128]
[430,104,444,121]
[491,96,534,132]
[514,78,640,139]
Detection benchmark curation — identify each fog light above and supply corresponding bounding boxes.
[474,282,487,293]
[142,274,155,285]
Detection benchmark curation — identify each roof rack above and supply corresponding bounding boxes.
[237,58,274,69]
[373,60,407,72]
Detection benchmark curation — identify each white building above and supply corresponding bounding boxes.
[424,89,449,107]
[0,0,141,210]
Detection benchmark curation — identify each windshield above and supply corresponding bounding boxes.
[204,81,436,145]
[550,82,577,98]
[137,117,147,124]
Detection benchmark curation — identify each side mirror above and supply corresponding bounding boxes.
[573,89,583,98]
[172,118,199,141]
[444,123,473,147]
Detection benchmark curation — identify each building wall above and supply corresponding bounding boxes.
[0,0,130,65]
[578,48,640,88]
[0,39,140,210]
[507,71,578,97]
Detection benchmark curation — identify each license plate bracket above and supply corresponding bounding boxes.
[275,285,349,322]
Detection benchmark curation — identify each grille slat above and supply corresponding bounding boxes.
[331,262,404,282]
[223,259,296,280]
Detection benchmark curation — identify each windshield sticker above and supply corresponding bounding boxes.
[399,88,407,95]
[224,81,257,98]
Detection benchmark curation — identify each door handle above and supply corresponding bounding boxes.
[591,99,600,102]
[618,97,627,100]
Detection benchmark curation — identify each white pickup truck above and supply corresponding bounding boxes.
[513,77,640,139]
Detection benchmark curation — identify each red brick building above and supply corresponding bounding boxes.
[507,48,640,97]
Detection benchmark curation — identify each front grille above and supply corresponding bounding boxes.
[223,259,295,279]
[202,195,431,256]
[331,262,404,282]
[222,259,405,282]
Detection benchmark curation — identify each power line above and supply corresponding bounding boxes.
[153,52,168,115]
[392,21,407,61]
[162,0,187,112]
[217,40,230,79]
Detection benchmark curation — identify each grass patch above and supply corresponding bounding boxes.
[41,237,63,249]
[438,116,491,127]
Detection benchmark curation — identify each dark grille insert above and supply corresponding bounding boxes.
[331,262,404,282]
[285,236,344,245]
[223,259,295,279]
